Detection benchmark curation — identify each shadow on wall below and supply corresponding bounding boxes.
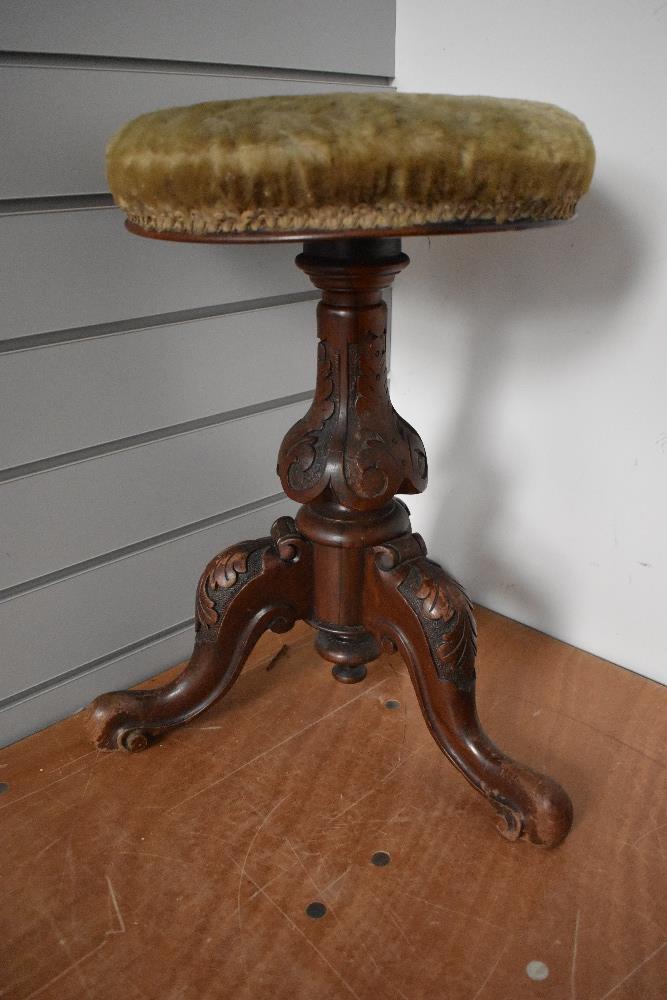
[399,185,644,635]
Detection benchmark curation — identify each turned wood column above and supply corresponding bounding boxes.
[277,238,425,681]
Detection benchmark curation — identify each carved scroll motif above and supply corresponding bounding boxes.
[398,560,477,691]
[195,540,268,640]
[345,328,427,502]
[374,533,476,692]
[195,519,305,643]
[369,534,477,692]
[278,339,336,496]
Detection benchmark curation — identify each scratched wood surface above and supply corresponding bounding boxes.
[1,608,665,1000]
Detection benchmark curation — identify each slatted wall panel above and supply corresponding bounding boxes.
[0,2,396,746]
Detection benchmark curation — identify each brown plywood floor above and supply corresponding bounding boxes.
[1,608,665,1000]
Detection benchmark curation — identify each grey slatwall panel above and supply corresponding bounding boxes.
[1,1,395,744]
[0,626,195,751]
[1,400,306,591]
[0,496,297,745]
[0,301,314,469]
[0,209,313,341]
[0,67,387,199]
[1,1,395,77]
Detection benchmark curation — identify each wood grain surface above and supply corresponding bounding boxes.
[1,607,665,1000]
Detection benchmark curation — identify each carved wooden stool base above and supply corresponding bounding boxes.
[86,236,573,849]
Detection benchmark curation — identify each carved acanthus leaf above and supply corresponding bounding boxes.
[278,323,427,508]
[278,339,337,495]
[345,328,427,503]
[210,550,249,590]
[394,556,477,691]
[195,523,306,639]
[415,576,455,622]
[195,540,267,633]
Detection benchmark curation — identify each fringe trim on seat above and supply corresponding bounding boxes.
[122,195,580,237]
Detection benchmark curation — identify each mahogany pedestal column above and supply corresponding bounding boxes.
[87,235,572,849]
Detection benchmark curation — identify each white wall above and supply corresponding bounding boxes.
[393,0,666,682]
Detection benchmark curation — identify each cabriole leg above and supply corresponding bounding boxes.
[86,518,311,751]
[364,534,573,847]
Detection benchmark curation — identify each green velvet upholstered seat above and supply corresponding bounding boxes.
[106,91,595,239]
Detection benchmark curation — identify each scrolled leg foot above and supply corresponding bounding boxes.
[364,535,573,848]
[85,517,312,751]
[87,690,156,752]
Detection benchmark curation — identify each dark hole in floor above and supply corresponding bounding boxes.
[0,783,9,795]
[305,901,327,919]
[371,851,391,867]
[384,699,401,710]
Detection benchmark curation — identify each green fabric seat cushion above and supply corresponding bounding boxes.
[106,91,595,237]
